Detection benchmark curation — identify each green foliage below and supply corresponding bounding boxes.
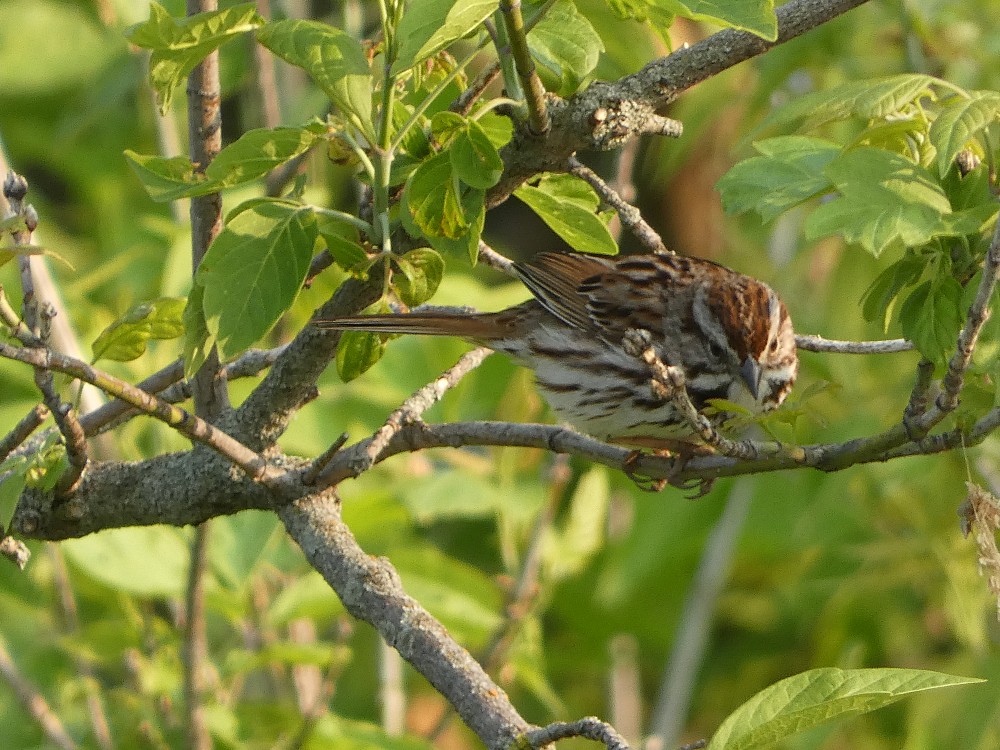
[195,199,317,361]
[392,0,499,73]
[606,0,777,40]
[707,668,984,750]
[91,297,185,362]
[3,1,1000,749]
[256,19,374,136]
[528,0,604,95]
[126,1,264,113]
[514,173,618,255]
[719,74,1000,366]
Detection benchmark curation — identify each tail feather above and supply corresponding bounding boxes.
[314,313,508,341]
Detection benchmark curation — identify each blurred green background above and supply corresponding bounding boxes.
[1,0,999,748]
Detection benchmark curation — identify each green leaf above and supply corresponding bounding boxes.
[758,74,937,134]
[859,252,925,327]
[197,200,317,359]
[17,434,69,492]
[449,120,504,190]
[91,297,186,363]
[404,152,481,239]
[804,147,955,257]
[182,283,214,380]
[336,330,387,382]
[670,0,777,41]
[63,527,191,597]
[124,151,213,203]
[707,667,983,750]
[476,111,514,148]
[899,277,963,366]
[528,0,604,95]
[930,91,1000,177]
[319,223,369,272]
[206,124,325,186]
[393,0,498,73]
[718,136,839,221]
[126,2,263,113]
[514,173,618,256]
[256,19,373,133]
[392,248,446,306]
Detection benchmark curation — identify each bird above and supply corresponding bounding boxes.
[315,252,798,448]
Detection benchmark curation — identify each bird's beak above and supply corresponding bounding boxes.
[741,357,763,400]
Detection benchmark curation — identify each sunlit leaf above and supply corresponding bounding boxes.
[529,0,604,94]
[197,200,317,359]
[393,0,498,73]
[91,297,186,363]
[126,2,263,113]
[256,19,373,133]
[514,173,617,255]
[929,91,1000,177]
[718,136,839,221]
[707,668,983,750]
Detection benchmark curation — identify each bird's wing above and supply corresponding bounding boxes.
[512,252,615,330]
[577,254,694,338]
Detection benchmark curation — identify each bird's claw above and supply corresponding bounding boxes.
[621,448,715,497]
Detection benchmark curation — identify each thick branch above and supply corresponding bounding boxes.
[280,492,532,750]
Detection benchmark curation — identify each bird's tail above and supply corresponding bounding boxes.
[314,312,512,341]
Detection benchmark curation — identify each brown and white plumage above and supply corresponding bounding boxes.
[315,252,798,446]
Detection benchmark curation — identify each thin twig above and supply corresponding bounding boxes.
[648,480,753,746]
[0,639,78,750]
[48,545,113,749]
[0,340,277,484]
[568,156,670,255]
[183,522,212,750]
[794,334,914,354]
[3,177,88,495]
[315,347,493,487]
[938,218,1000,413]
[521,717,631,750]
[453,61,502,116]
[0,404,48,464]
[477,240,516,275]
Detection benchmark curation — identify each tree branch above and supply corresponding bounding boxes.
[279,491,533,750]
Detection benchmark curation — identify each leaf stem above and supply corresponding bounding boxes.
[498,0,549,134]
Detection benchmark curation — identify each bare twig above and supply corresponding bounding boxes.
[568,156,670,255]
[183,522,212,750]
[315,346,493,487]
[0,340,278,484]
[794,334,914,354]
[478,240,516,275]
[279,490,533,750]
[0,404,48,464]
[938,218,1000,413]
[454,61,502,116]
[521,717,630,750]
[0,639,78,750]
[648,480,753,746]
[3,178,88,495]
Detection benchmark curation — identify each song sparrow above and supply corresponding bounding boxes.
[316,252,798,447]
